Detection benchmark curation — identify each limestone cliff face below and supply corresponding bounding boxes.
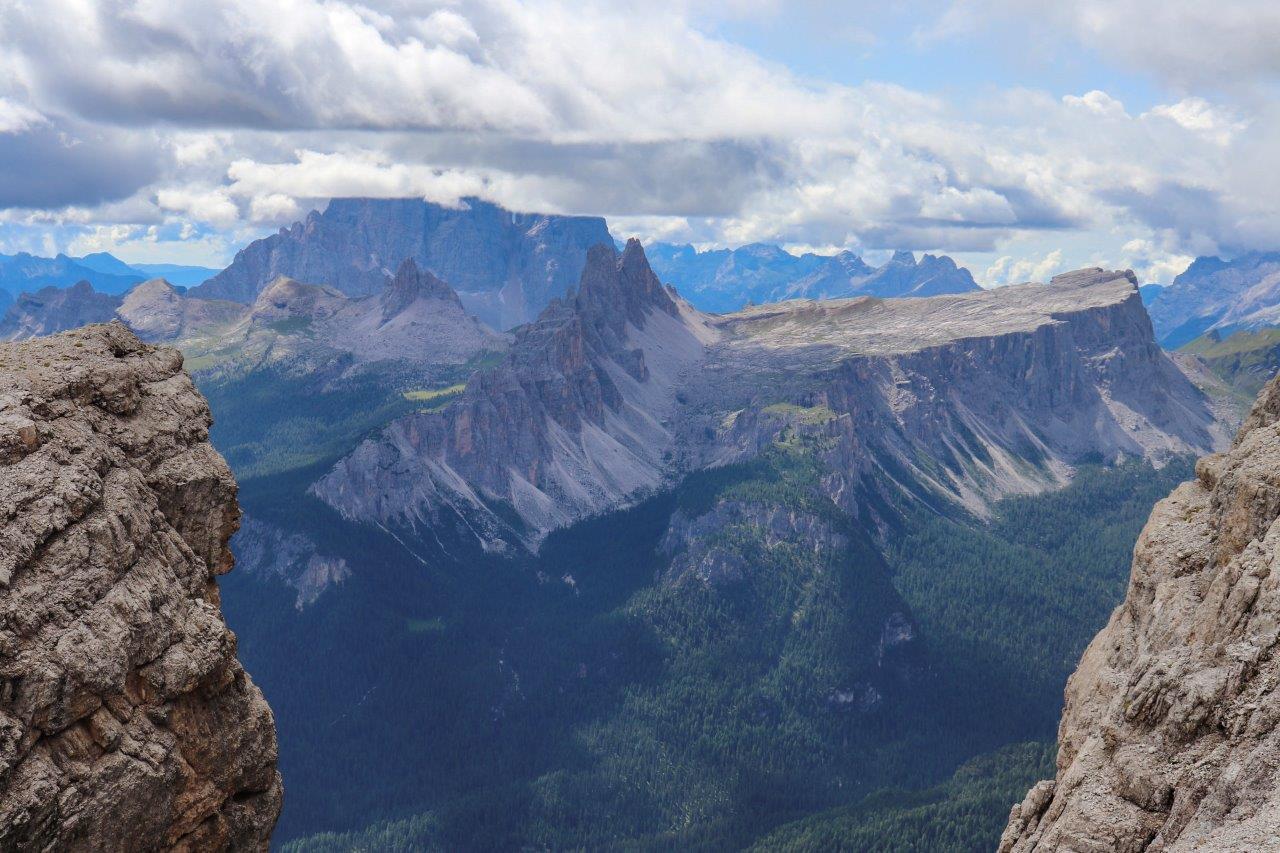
[193,197,612,329]
[1001,372,1280,852]
[314,257,1224,553]
[313,239,717,547]
[0,324,281,850]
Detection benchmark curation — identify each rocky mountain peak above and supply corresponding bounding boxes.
[576,239,679,334]
[115,277,248,343]
[250,275,345,324]
[128,276,181,300]
[918,252,957,270]
[380,258,461,323]
[0,324,281,848]
[890,249,917,265]
[834,250,874,277]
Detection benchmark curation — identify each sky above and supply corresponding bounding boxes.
[0,0,1278,285]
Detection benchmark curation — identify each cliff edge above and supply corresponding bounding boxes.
[0,323,281,850]
[1001,371,1280,851]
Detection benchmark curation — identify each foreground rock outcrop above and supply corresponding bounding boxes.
[0,324,281,850]
[1001,372,1280,852]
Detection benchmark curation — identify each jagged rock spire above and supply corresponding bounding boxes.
[380,258,461,322]
[575,238,678,334]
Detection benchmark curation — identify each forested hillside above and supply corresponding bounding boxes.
[210,362,1192,849]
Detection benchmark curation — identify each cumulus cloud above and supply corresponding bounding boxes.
[985,250,1064,286]
[1144,98,1248,146]
[1063,91,1128,119]
[0,98,45,134]
[0,0,1277,273]
[155,187,240,228]
[1112,238,1192,284]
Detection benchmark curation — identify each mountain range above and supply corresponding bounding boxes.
[1,262,505,373]
[1146,252,1280,347]
[193,197,613,330]
[317,240,1219,552]
[235,241,1225,847]
[645,243,980,312]
[0,250,220,303]
[7,203,1280,850]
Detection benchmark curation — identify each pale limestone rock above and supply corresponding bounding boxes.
[1001,370,1280,852]
[314,254,1226,552]
[0,323,281,851]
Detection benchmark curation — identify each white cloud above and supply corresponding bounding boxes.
[0,0,1277,271]
[0,97,45,134]
[1119,237,1196,283]
[155,187,240,227]
[985,249,1063,286]
[1144,98,1248,146]
[247,193,302,224]
[223,149,568,214]
[932,0,1280,91]
[1062,90,1127,119]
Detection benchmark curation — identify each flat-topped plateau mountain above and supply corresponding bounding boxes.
[0,324,281,849]
[316,244,1225,551]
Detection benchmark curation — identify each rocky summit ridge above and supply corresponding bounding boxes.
[1001,369,1280,852]
[0,262,508,379]
[314,246,1226,552]
[0,324,281,850]
[192,197,612,329]
[312,238,715,545]
[645,241,980,313]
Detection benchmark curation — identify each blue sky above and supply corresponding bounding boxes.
[0,0,1277,285]
[709,6,1167,110]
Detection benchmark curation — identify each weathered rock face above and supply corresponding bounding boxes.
[314,252,1224,553]
[0,324,282,850]
[312,239,715,546]
[193,197,612,329]
[1001,371,1280,852]
[117,279,245,343]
